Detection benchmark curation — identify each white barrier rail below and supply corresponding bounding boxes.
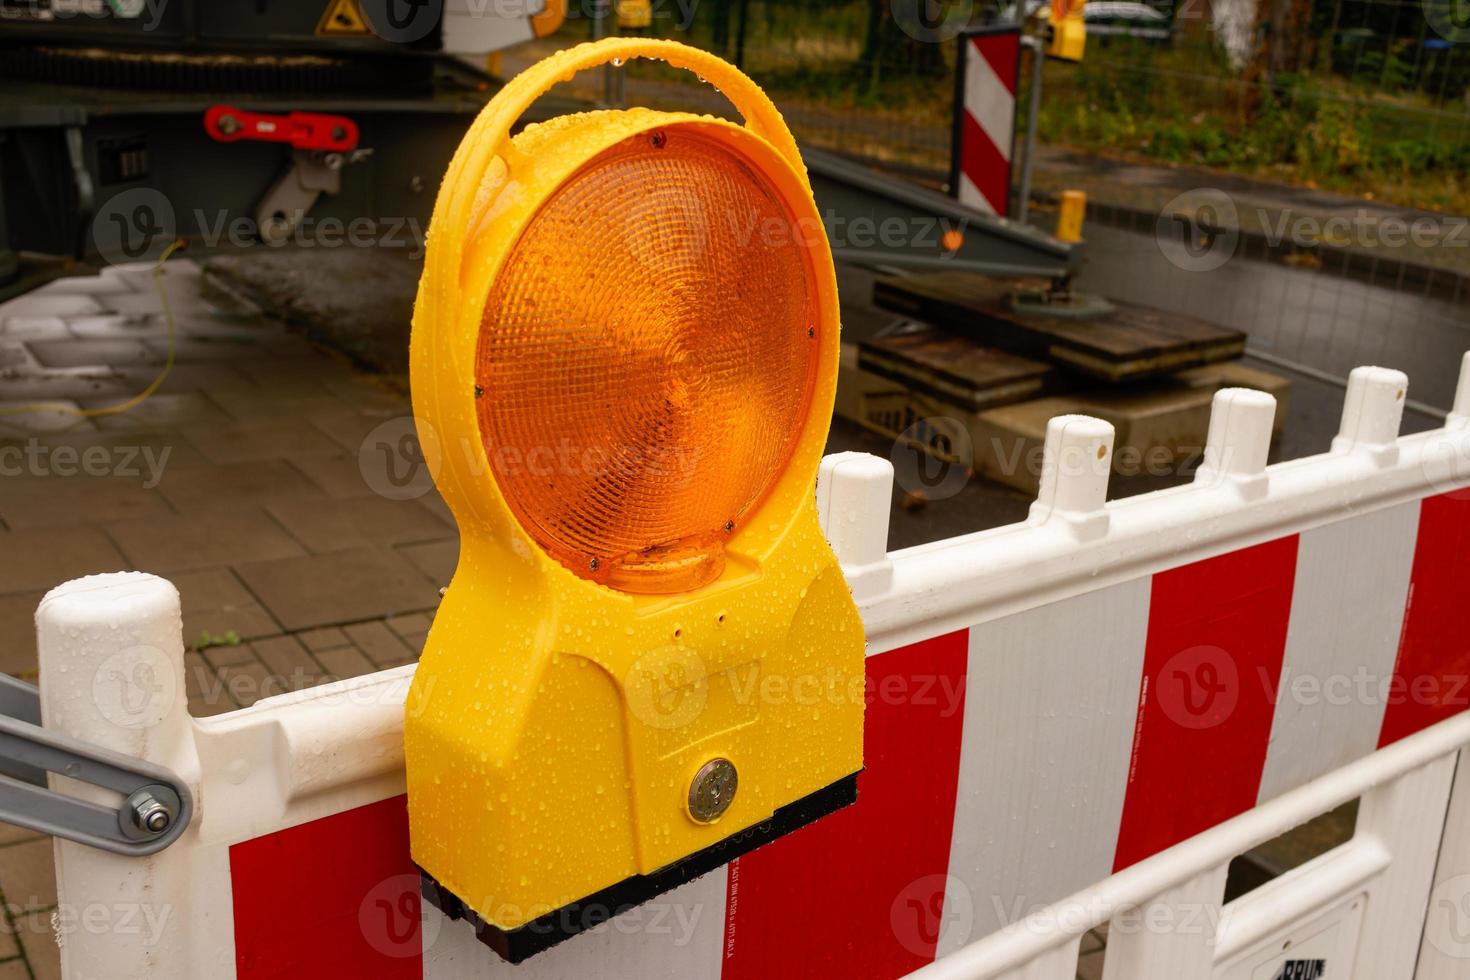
[910,712,1470,980]
[844,363,1468,654]
[31,352,1470,979]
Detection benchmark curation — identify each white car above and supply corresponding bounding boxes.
[996,0,1174,41]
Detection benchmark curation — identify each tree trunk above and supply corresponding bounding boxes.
[710,0,731,53]
[860,0,950,87]
[1256,0,1314,76]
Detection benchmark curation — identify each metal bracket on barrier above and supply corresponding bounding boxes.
[0,674,192,856]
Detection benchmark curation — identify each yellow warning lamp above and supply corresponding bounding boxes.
[1056,189,1087,243]
[405,38,865,963]
[1047,0,1087,61]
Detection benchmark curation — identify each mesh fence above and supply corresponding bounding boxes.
[1043,0,1470,213]
[555,0,963,174]
[552,0,1470,209]
[542,0,1470,410]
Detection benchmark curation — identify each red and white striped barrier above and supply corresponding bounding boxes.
[36,354,1470,978]
[950,25,1022,217]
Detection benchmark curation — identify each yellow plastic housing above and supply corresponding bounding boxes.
[405,38,865,932]
[531,0,566,37]
[1047,3,1087,62]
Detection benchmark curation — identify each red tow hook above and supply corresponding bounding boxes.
[202,106,359,153]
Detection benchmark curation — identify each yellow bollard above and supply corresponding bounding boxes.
[1057,189,1087,243]
[616,0,652,29]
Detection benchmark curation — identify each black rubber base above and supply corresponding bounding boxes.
[420,772,860,963]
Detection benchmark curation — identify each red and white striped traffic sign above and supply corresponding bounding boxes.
[950,25,1023,217]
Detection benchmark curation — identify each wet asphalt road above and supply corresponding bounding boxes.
[1077,222,1469,417]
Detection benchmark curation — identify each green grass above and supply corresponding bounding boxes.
[1031,36,1470,214]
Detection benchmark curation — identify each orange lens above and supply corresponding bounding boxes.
[476,127,821,593]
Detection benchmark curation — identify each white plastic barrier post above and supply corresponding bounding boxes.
[1452,352,1470,425]
[1332,366,1409,464]
[1420,355,1470,508]
[1416,747,1470,979]
[817,451,895,600]
[1196,387,1275,499]
[1347,750,1459,979]
[1027,414,1113,539]
[991,937,1082,980]
[1100,866,1228,979]
[35,573,205,980]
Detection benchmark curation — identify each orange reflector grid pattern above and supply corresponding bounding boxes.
[476,127,820,592]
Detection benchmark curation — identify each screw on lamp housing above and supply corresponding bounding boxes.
[688,758,739,823]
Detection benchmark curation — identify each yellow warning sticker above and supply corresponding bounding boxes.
[316,0,372,36]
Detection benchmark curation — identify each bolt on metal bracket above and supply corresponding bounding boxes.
[0,674,193,856]
[254,147,374,244]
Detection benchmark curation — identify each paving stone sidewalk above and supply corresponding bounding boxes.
[0,257,453,978]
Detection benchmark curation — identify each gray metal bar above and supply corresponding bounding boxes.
[829,249,1069,280]
[0,676,44,787]
[0,678,192,856]
[0,773,136,853]
[803,146,1080,282]
[1017,35,1044,226]
[0,675,39,727]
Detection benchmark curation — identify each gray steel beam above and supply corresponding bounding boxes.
[803,146,1079,281]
